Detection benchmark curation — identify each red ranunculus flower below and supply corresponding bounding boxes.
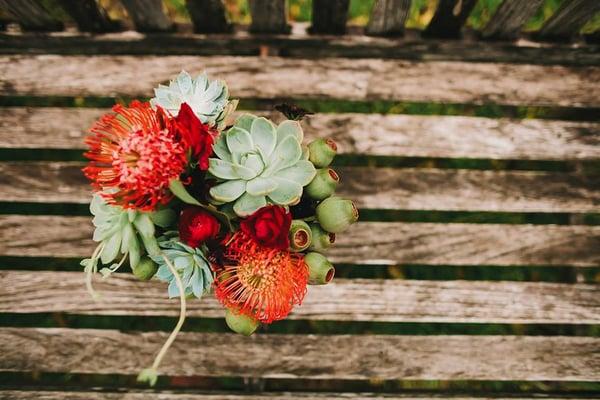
[240,205,291,250]
[179,207,221,247]
[174,103,218,170]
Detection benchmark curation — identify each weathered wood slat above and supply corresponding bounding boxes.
[2,108,599,161]
[1,32,599,66]
[366,0,411,36]
[249,0,289,34]
[2,271,598,324]
[310,0,349,35]
[185,0,230,33]
[2,56,598,108]
[1,215,598,266]
[55,0,119,33]
[423,0,478,39]
[482,0,544,40]
[1,162,599,213]
[1,328,598,380]
[120,0,173,32]
[538,0,600,41]
[0,0,63,31]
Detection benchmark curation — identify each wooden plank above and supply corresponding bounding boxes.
[2,56,598,108]
[1,328,598,380]
[366,0,411,36]
[185,0,231,33]
[423,0,477,39]
[1,32,600,67]
[482,0,544,40]
[1,215,598,266]
[0,391,588,400]
[2,270,599,324]
[0,0,63,31]
[1,161,599,213]
[2,108,599,161]
[120,0,173,32]
[538,0,600,41]
[310,0,349,35]
[249,0,289,34]
[55,0,119,33]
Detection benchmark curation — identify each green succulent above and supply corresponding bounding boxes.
[208,114,316,216]
[85,194,175,271]
[151,233,214,299]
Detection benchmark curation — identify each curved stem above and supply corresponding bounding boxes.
[85,242,105,300]
[151,253,187,371]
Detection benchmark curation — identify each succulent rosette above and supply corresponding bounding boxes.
[80,71,357,386]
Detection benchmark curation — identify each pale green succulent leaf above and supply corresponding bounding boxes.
[277,160,317,186]
[128,234,141,269]
[235,113,258,132]
[100,230,122,265]
[141,234,160,257]
[277,120,303,144]
[241,153,264,175]
[210,179,246,202]
[233,192,267,216]
[268,177,303,205]
[133,213,155,238]
[213,134,233,163]
[232,162,258,180]
[246,176,278,196]
[121,223,135,253]
[250,117,277,157]
[226,126,254,155]
[266,134,302,174]
[149,208,176,228]
[208,158,243,180]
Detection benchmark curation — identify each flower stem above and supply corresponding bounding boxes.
[85,242,105,300]
[138,252,187,385]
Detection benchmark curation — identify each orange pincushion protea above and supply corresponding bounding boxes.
[215,232,309,323]
[83,101,188,211]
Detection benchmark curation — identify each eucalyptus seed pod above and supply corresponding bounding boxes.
[305,168,340,200]
[316,197,359,233]
[132,256,158,281]
[289,220,312,252]
[304,252,335,285]
[308,223,335,253]
[225,308,259,336]
[308,138,337,168]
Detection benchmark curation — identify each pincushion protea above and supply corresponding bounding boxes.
[83,101,188,211]
[215,231,309,323]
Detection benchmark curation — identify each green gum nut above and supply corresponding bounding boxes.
[308,138,337,168]
[289,220,312,252]
[225,308,259,336]
[304,252,335,285]
[305,168,340,200]
[132,256,158,281]
[316,197,359,233]
[308,223,335,253]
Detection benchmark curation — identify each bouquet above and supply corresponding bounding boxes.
[81,71,358,384]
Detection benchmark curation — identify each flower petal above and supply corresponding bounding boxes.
[268,177,303,205]
[246,176,278,196]
[276,160,317,186]
[250,117,277,158]
[233,193,267,216]
[226,126,254,155]
[210,180,246,202]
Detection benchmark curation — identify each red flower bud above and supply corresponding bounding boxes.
[240,205,292,250]
[179,207,221,247]
[174,103,217,170]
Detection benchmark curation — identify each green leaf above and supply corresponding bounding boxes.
[267,177,302,205]
[133,213,156,238]
[121,223,136,253]
[276,160,317,186]
[277,120,303,144]
[100,230,122,265]
[149,208,176,228]
[210,179,246,202]
[169,179,202,206]
[266,135,302,174]
[241,153,264,176]
[226,126,254,154]
[246,176,278,196]
[250,117,277,157]
[235,113,258,132]
[213,134,233,162]
[233,192,267,216]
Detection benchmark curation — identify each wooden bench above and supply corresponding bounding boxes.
[0,0,599,399]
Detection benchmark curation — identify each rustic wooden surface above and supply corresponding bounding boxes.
[538,0,600,40]
[0,0,63,31]
[185,0,231,33]
[482,0,545,40]
[2,56,599,107]
[1,31,599,66]
[119,0,173,32]
[0,391,588,400]
[2,107,599,161]
[310,0,349,35]
[2,271,599,324]
[366,0,410,36]
[1,215,598,266]
[249,0,289,34]
[1,328,598,380]
[1,161,599,213]
[55,0,118,33]
[423,0,478,38]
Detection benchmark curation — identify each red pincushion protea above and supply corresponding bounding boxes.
[214,232,309,323]
[83,101,188,211]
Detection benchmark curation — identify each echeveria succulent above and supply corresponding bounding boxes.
[208,114,316,216]
[150,70,235,127]
[151,233,214,299]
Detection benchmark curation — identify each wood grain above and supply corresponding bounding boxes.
[185,0,231,34]
[482,0,544,40]
[310,0,349,35]
[423,0,478,39]
[1,161,599,213]
[538,0,600,41]
[0,391,587,400]
[249,0,289,34]
[1,215,598,266]
[0,0,63,31]
[2,271,598,324]
[0,328,598,380]
[1,56,599,107]
[119,0,173,32]
[2,107,600,161]
[55,0,119,33]
[366,0,411,36]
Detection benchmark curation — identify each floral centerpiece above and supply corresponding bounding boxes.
[81,71,358,385]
